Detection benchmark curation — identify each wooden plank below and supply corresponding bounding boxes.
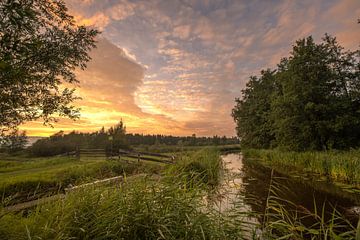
[3,194,65,212]
[137,151,172,158]
[80,154,106,157]
[80,149,105,151]
[65,176,123,192]
[119,150,174,160]
[3,176,124,212]
[122,154,173,164]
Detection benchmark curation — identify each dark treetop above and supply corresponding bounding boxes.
[0,0,98,134]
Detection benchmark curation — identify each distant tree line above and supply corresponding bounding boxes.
[232,35,360,151]
[126,133,239,146]
[30,121,127,156]
[29,121,239,156]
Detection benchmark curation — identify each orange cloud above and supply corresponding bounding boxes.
[20,38,189,136]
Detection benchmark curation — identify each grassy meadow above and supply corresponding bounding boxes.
[0,153,163,206]
[0,148,253,239]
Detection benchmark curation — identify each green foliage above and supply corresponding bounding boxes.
[232,35,360,151]
[232,69,276,149]
[0,0,98,134]
[126,133,239,147]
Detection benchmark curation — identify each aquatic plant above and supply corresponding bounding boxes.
[243,149,360,186]
[0,174,251,239]
[168,147,222,187]
[261,172,359,239]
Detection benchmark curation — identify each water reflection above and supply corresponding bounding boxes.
[218,153,360,227]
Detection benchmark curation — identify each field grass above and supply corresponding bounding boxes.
[0,177,254,239]
[0,155,163,206]
[243,149,360,187]
[261,176,359,239]
[1,147,358,239]
[167,147,222,187]
[0,147,255,239]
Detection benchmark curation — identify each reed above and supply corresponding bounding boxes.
[0,158,162,206]
[0,172,250,239]
[261,176,359,239]
[243,149,360,186]
[168,147,222,187]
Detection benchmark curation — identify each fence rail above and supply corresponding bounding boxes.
[76,148,174,164]
[78,148,106,160]
[117,149,174,164]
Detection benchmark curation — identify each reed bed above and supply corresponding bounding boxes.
[0,148,251,239]
[1,148,358,239]
[261,173,359,239]
[0,158,162,206]
[167,147,222,187]
[243,149,360,186]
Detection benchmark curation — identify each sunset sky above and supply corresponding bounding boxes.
[20,0,360,137]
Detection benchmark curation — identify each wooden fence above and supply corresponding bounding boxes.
[117,150,174,164]
[78,148,106,160]
[77,148,174,164]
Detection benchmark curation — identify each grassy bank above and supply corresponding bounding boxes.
[0,156,162,206]
[168,147,222,187]
[0,148,254,239]
[0,179,252,239]
[243,149,360,187]
[1,147,358,239]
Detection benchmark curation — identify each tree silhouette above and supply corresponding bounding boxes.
[0,0,99,135]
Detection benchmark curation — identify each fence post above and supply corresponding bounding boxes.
[76,147,80,160]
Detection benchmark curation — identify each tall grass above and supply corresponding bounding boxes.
[0,171,250,239]
[243,149,360,186]
[0,158,162,206]
[169,147,222,187]
[2,148,357,239]
[261,174,359,239]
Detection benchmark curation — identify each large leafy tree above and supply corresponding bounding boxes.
[271,36,335,151]
[272,35,360,150]
[232,69,276,148]
[232,35,360,151]
[0,0,98,134]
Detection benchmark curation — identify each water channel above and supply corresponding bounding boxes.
[215,153,360,231]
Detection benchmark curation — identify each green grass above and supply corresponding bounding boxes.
[168,147,222,187]
[261,175,359,239]
[1,147,358,239]
[243,149,360,187]
[0,149,252,240]
[0,156,163,206]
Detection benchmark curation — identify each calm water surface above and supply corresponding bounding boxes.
[217,153,360,226]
